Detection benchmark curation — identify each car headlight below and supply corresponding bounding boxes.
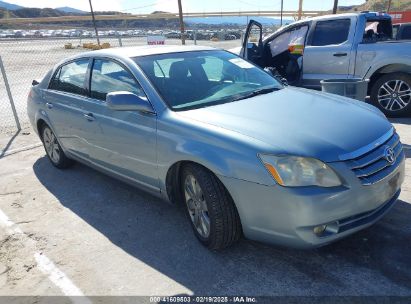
[258,154,342,187]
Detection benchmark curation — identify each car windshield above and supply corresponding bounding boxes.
[133,50,282,110]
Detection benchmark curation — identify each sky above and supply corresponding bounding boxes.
[6,0,367,13]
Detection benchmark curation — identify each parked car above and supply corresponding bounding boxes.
[224,34,237,40]
[393,22,411,40]
[28,46,405,250]
[232,12,411,117]
[164,32,180,39]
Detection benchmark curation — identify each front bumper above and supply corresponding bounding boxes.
[218,158,405,249]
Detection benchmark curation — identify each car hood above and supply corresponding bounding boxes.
[176,87,392,162]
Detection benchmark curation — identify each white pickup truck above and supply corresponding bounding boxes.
[234,12,411,117]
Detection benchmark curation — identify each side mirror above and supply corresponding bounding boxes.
[106,91,154,113]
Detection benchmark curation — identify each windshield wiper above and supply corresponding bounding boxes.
[232,87,281,102]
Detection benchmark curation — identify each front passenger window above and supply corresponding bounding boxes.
[90,59,145,101]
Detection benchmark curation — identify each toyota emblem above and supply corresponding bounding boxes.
[384,146,395,164]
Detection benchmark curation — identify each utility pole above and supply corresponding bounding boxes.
[177,0,185,45]
[332,0,338,14]
[298,0,303,20]
[88,0,100,45]
[387,0,392,12]
[280,0,283,26]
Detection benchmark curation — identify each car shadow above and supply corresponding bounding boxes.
[33,157,411,295]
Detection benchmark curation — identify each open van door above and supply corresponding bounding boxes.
[241,20,264,67]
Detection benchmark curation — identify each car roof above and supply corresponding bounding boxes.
[70,45,217,61]
[303,11,391,23]
[269,11,391,37]
[271,13,359,34]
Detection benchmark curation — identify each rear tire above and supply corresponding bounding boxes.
[181,164,242,250]
[41,125,73,169]
[370,72,411,117]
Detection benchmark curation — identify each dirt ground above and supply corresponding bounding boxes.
[0,118,410,301]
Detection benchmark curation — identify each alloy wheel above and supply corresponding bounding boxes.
[43,128,60,164]
[377,79,411,111]
[184,174,210,238]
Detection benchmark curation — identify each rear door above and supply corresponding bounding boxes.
[45,58,91,158]
[302,17,356,89]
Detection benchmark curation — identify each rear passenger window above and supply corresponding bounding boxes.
[49,59,89,95]
[90,59,145,101]
[311,19,351,46]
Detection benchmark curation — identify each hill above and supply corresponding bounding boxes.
[1,0,410,30]
[0,7,16,18]
[56,7,86,14]
[0,1,85,15]
[0,7,182,29]
[9,7,80,18]
[0,0,22,10]
[185,16,287,25]
[356,0,411,11]
[336,0,411,12]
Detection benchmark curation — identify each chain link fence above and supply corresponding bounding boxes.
[0,28,244,134]
[0,61,18,134]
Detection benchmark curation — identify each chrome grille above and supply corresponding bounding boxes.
[345,132,404,185]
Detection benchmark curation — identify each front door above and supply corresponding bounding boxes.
[241,20,263,67]
[302,17,355,89]
[82,58,159,190]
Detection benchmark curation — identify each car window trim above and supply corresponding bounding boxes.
[47,57,92,97]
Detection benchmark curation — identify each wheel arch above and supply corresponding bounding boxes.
[36,118,48,139]
[35,116,69,153]
[368,64,411,94]
[165,160,227,205]
[164,161,240,212]
[165,160,244,241]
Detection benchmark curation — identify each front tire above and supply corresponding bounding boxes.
[370,72,411,117]
[41,125,73,169]
[181,164,242,250]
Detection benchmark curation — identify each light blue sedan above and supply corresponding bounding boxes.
[27,45,405,249]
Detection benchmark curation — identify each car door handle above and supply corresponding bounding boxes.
[333,52,348,57]
[45,102,53,109]
[83,113,95,121]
